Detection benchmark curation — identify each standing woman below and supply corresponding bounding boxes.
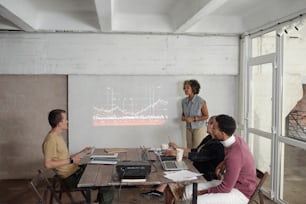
[182,79,209,149]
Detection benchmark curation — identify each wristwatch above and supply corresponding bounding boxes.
[70,157,73,164]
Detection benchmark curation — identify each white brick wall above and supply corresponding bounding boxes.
[0,33,239,75]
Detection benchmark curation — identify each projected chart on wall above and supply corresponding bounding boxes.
[93,86,168,126]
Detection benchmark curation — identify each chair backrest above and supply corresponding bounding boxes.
[248,168,269,204]
[29,169,61,204]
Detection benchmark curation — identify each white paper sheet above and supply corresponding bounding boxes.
[163,170,202,182]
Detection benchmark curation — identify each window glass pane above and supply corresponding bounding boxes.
[251,31,276,57]
[282,24,306,142]
[281,143,306,204]
[249,133,271,190]
[249,64,272,132]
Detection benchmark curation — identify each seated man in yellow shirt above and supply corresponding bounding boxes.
[42,109,113,204]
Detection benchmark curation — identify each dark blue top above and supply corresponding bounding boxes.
[188,135,224,181]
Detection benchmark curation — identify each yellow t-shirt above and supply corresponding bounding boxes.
[42,132,78,178]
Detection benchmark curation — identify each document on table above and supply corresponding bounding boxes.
[104,148,127,153]
[88,153,119,164]
[163,170,202,182]
[90,153,118,158]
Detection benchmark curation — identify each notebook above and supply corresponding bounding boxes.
[158,154,188,171]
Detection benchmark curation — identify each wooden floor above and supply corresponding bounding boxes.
[0,180,163,204]
[0,179,275,204]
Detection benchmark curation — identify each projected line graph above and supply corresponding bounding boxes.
[93,87,169,126]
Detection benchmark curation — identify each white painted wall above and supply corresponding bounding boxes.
[68,75,239,152]
[0,33,238,75]
[0,32,240,154]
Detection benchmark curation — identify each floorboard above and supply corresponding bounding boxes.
[0,180,276,204]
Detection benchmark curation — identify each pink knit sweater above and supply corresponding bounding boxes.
[207,136,257,198]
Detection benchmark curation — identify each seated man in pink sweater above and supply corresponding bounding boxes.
[180,114,257,204]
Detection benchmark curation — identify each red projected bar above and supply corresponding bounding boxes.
[93,118,166,126]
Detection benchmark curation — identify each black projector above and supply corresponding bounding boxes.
[116,160,151,179]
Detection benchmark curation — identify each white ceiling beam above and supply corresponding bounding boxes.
[94,0,113,32]
[0,2,35,32]
[174,0,228,33]
[0,15,20,30]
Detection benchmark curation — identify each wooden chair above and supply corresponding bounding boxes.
[248,168,269,204]
[51,170,87,204]
[29,169,61,204]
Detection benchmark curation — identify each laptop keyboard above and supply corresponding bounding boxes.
[164,161,177,169]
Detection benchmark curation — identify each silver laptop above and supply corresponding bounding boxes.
[158,154,188,171]
[79,147,96,165]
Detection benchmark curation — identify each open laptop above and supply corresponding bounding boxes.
[79,147,96,165]
[158,154,188,171]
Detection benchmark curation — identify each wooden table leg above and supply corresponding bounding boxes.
[85,189,91,204]
[192,183,198,204]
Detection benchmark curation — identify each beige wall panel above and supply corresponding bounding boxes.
[0,75,67,179]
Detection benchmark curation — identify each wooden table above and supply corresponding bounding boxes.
[78,148,205,204]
